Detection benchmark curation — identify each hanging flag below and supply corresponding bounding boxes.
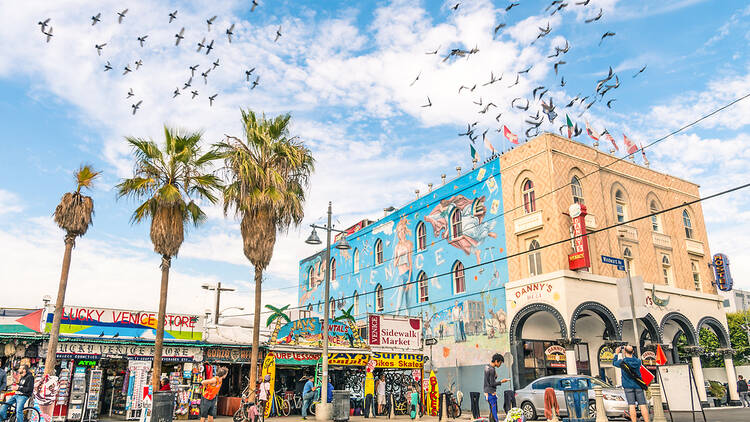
[623,134,639,155]
[483,132,497,155]
[470,144,480,161]
[503,125,519,145]
[585,120,599,142]
[655,344,667,366]
[566,114,574,138]
[602,129,618,151]
[640,143,648,163]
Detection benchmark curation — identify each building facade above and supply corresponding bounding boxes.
[297,133,740,406]
[720,288,750,313]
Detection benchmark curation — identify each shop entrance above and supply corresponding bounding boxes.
[516,340,590,388]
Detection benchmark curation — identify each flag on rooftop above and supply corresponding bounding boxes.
[623,134,639,155]
[566,114,574,139]
[503,125,519,145]
[602,129,618,151]
[470,144,480,161]
[585,120,599,142]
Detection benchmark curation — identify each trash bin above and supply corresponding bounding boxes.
[152,391,175,422]
[560,377,592,422]
[332,390,351,422]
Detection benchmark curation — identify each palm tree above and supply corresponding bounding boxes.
[117,127,221,390]
[334,305,355,325]
[215,110,314,399]
[265,304,291,327]
[45,165,101,375]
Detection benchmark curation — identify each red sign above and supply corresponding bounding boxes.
[412,369,421,382]
[368,314,381,345]
[568,204,591,270]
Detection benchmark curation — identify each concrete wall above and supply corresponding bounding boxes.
[702,365,750,384]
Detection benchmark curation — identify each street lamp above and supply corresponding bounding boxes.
[304,202,350,421]
[202,282,236,325]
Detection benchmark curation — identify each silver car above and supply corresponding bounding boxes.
[515,375,629,420]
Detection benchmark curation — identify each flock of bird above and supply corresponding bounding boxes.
[414,0,648,152]
[36,4,270,115]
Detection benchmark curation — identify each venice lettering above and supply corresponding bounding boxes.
[58,307,197,328]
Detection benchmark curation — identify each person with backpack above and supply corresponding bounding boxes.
[613,345,650,422]
[257,375,271,421]
[737,375,749,407]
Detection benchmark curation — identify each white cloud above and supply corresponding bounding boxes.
[0,189,23,215]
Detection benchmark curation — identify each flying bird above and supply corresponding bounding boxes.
[95,43,106,56]
[226,23,235,43]
[131,100,142,115]
[533,22,551,43]
[554,60,566,75]
[458,124,473,136]
[245,68,255,81]
[123,65,132,75]
[508,74,520,87]
[409,71,421,87]
[251,76,260,89]
[512,98,529,110]
[175,27,185,46]
[458,84,476,93]
[483,71,502,86]
[206,16,217,31]
[506,2,520,11]
[197,37,206,53]
[425,46,440,55]
[91,13,101,26]
[551,2,568,15]
[479,103,497,114]
[473,97,483,106]
[274,25,282,42]
[135,59,143,70]
[533,86,546,99]
[189,64,199,77]
[495,113,503,122]
[633,65,647,78]
[127,88,134,99]
[251,0,259,12]
[183,77,193,89]
[545,1,564,13]
[117,9,128,24]
[451,3,460,11]
[494,23,506,35]
[173,88,181,98]
[537,89,549,101]
[518,65,532,74]
[191,90,199,99]
[212,59,220,69]
[169,10,178,23]
[585,8,603,23]
[137,35,148,47]
[209,93,217,106]
[421,96,432,107]
[606,99,616,108]
[560,76,566,87]
[205,39,214,55]
[38,18,50,32]
[104,61,112,71]
[599,32,616,46]
[577,0,591,5]
[201,69,211,84]
[548,40,569,58]
[42,27,53,42]
[541,98,557,122]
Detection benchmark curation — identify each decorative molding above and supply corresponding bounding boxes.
[584,214,597,229]
[509,302,568,344]
[619,313,662,344]
[685,239,705,256]
[570,301,622,341]
[696,316,731,348]
[514,210,544,235]
[618,225,638,243]
[651,232,672,250]
[660,312,698,346]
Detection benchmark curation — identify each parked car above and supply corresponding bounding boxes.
[515,375,629,420]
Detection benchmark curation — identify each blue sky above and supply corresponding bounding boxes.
[1,0,749,315]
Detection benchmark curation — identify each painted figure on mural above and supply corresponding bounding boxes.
[452,301,466,342]
[425,195,497,265]
[300,255,325,304]
[392,217,414,315]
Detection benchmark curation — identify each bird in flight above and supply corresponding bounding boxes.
[633,65,647,78]
[533,86,546,99]
[137,35,148,47]
[190,64,199,77]
[91,13,101,26]
[425,46,439,55]
[175,28,185,46]
[494,23,506,36]
[506,2,520,11]
[479,103,497,114]
[226,23,235,43]
[212,59,220,70]
[42,27,53,42]
[554,60,566,75]
[251,0,259,12]
[560,76,566,87]
[421,96,432,107]
[483,71,502,86]
[135,59,143,70]
[117,9,128,24]
[577,0,591,5]
[173,88,181,98]
[473,97,483,106]
[409,71,421,87]
[518,65,532,74]
[245,68,256,81]
[209,93,217,106]
[127,88,134,99]
[585,8,603,23]
[95,43,106,56]
[169,10,178,23]
[251,75,260,89]
[512,98,529,110]
[191,90,199,99]
[197,38,206,53]
[201,69,211,84]
[207,16,217,31]
[606,99,616,108]
[38,18,50,32]
[131,100,142,115]
[274,25,282,42]
[183,77,193,89]
[451,3,460,11]
[205,40,214,55]
[599,32,616,46]
[508,74,520,87]
[104,61,112,71]
[123,65,132,75]
[458,84,476,93]
[533,22,551,43]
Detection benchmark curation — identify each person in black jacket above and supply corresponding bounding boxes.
[484,354,510,422]
[738,375,749,407]
[0,364,34,422]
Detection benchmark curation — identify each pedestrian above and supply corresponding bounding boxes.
[258,375,271,419]
[199,366,227,422]
[376,374,386,415]
[160,377,172,391]
[484,353,510,422]
[0,358,7,402]
[613,346,650,422]
[738,375,749,407]
[301,376,318,420]
[0,364,34,422]
[326,380,334,404]
[364,371,375,418]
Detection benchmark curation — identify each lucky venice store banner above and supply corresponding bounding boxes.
[269,317,366,348]
[55,342,200,362]
[45,306,203,341]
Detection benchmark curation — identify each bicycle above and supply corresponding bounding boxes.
[0,400,41,422]
[443,382,462,419]
[286,392,302,411]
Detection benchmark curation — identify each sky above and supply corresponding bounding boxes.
[1,0,749,317]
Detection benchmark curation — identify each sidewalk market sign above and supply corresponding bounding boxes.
[43,306,203,341]
[53,341,202,362]
[367,314,422,350]
[268,317,366,348]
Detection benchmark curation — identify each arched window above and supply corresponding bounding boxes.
[650,201,661,232]
[623,247,635,276]
[353,291,359,316]
[571,176,584,204]
[418,272,429,303]
[528,240,542,276]
[330,258,336,281]
[615,190,628,223]
[307,304,313,312]
[375,239,383,265]
[416,222,427,251]
[522,179,536,213]
[353,248,360,273]
[308,267,314,289]
[661,255,673,285]
[329,297,336,319]
[452,261,466,294]
[375,284,384,312]
[451,209,462,238]
[682,210,694,239]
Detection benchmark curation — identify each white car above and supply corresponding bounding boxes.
[514,375,629,420]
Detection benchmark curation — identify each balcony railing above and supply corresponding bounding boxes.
[652,232,672,249]
[618,225,638,242]
[685,238,705,256]
[514,210,544,235]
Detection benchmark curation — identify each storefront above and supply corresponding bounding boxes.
[203,346,256,417]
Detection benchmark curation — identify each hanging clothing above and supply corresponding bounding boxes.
[543,388,559,420]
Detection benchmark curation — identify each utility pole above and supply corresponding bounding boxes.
[202,282,235,324]
[624,259,640,352]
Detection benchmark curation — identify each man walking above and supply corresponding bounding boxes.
[0,359,7,401]
[301,376,318,420]
[376,374,386,415]
[484,353,510,422]
[0,364,34,422]
[738,375,749,407]
[364,371,375,418]
[199,367,227,422]
[613,345,649,422]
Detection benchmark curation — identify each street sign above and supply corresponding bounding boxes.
[424,337,438,346]
[601,255,626,271]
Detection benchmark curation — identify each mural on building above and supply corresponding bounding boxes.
[299,159,510,367]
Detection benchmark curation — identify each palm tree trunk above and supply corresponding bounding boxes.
[152,255,171,391]
[44,233,75,376]
[248,266,263,401]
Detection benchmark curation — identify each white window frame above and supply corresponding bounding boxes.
[661,254,673,285]
[353,248,360,273]
[418,272,429,303]
[650,201,661,233]
[416,222,427,251]
[691,260,701,292]
[571,176,584,205]
[375,239,383,265]
[330,258,336,281]
[522,179,536,214]
[453,261,466,294]
[615,190,628,223]
[375,284,384,312]
[528,239,542,276]
[683,210,694,239]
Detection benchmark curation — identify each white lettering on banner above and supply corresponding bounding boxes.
[55,342,198,361]
[368,314,422,350]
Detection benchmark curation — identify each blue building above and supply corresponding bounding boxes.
[298,157,512,397]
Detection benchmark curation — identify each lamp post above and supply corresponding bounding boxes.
[305,202,351,421]
[202,282,236,325]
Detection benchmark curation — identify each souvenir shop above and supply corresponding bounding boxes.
[47,340,203,421]
[202,346,257,417]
